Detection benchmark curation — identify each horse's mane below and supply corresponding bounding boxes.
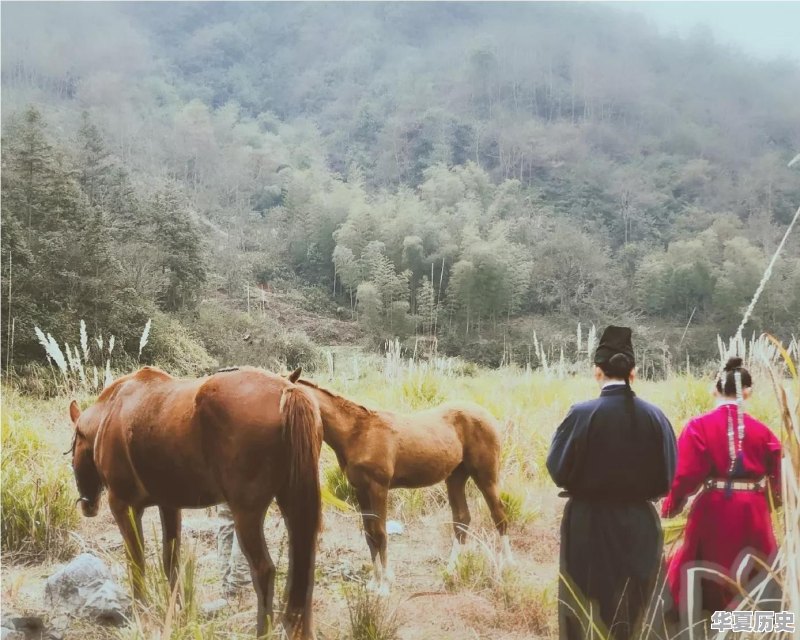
[296,379,374,416]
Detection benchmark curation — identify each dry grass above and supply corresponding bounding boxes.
[494,568,557,636]
[343,584,401,640]
[1,343,797,640]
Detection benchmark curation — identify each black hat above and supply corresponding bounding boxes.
[594,326,635,365]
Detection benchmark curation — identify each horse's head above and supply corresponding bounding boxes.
[68,400,102,517]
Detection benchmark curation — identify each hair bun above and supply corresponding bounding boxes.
[609,353,631,366]
[724,357,743,371]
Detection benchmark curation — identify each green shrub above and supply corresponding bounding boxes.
[269,330,323,372]
[440,333,505,368]
[500,488,538,527]
[1,398,79,562]
[452,360,479,377]
[279,283,339,316]
[443,548,495,593]
[324,465,358,507]
[6,363,68,398]
[144,312,217,376]
[184,301,321,372]
[401,371,445,409]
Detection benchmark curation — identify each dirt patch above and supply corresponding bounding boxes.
[2,490,561,639]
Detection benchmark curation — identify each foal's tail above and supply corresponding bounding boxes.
[279,384,323,638]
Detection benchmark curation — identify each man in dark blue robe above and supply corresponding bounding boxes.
[547,326,677,640]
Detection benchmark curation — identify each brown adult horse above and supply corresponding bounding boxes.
[67,366,322,638]
[287,368,512,594]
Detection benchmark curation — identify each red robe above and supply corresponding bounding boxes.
[661,403,781,613]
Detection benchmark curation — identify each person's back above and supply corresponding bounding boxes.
[552,393,673,502]
[547,326,677,640]
[662,358,781,619]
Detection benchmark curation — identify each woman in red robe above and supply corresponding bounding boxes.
[661,357,782,620]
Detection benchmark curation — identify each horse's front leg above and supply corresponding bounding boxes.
[159,506,182,591]
[109,493,146,600]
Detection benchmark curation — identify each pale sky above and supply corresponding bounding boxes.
[616,1,800,63]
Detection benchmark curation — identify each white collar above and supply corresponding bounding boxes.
[602,381,626,389]
[716,399,739,407]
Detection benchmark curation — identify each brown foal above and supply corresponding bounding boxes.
[289,368,512,593]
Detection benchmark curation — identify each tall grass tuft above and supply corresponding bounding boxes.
[115,544,234,640]
[401,370,445,409]
[139,317,152,358]
[31,319,139,394]
[494,568,557,636]
[0,396,79,561]
[443,547,496,593]
[344,583,400,640]
[444,541,556,635]
[389,485,448,519]
[324,464,358,507]
[499,486,538,527]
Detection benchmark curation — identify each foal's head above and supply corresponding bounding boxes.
[67,400,103,517]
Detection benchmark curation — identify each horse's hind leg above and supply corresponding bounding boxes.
[159,506,181,591]
[231,505,274,636]
[109,494,146,600]
[353,479,390,595]
[445,466,471,572]
[472,469,514,567]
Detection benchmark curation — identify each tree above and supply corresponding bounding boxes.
[151,187,207,311]
[76,111,112,207]
[1,107,153,363]
[449,259,479,335]
[356,282,382,333]
[712,237,765,332]
[416,276,437,335]
[333,245,360,312]
[402,235,425,310]
[530,224,610,315]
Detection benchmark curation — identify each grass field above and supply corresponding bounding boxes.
[1,354,796,639]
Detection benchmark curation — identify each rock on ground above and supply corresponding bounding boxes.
[44,553,130,625]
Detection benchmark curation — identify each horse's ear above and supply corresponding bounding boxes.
[288,367,302,383]
[69,400,81,425]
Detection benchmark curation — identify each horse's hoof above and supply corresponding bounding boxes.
[376,582,390,597]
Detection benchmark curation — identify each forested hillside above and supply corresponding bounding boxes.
[3,3,799,373]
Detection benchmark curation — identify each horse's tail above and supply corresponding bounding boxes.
[279,384,322,638]
[279,384,322,524]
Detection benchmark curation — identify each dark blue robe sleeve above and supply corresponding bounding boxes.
[655,409,678,496]
[547,405,582,488]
